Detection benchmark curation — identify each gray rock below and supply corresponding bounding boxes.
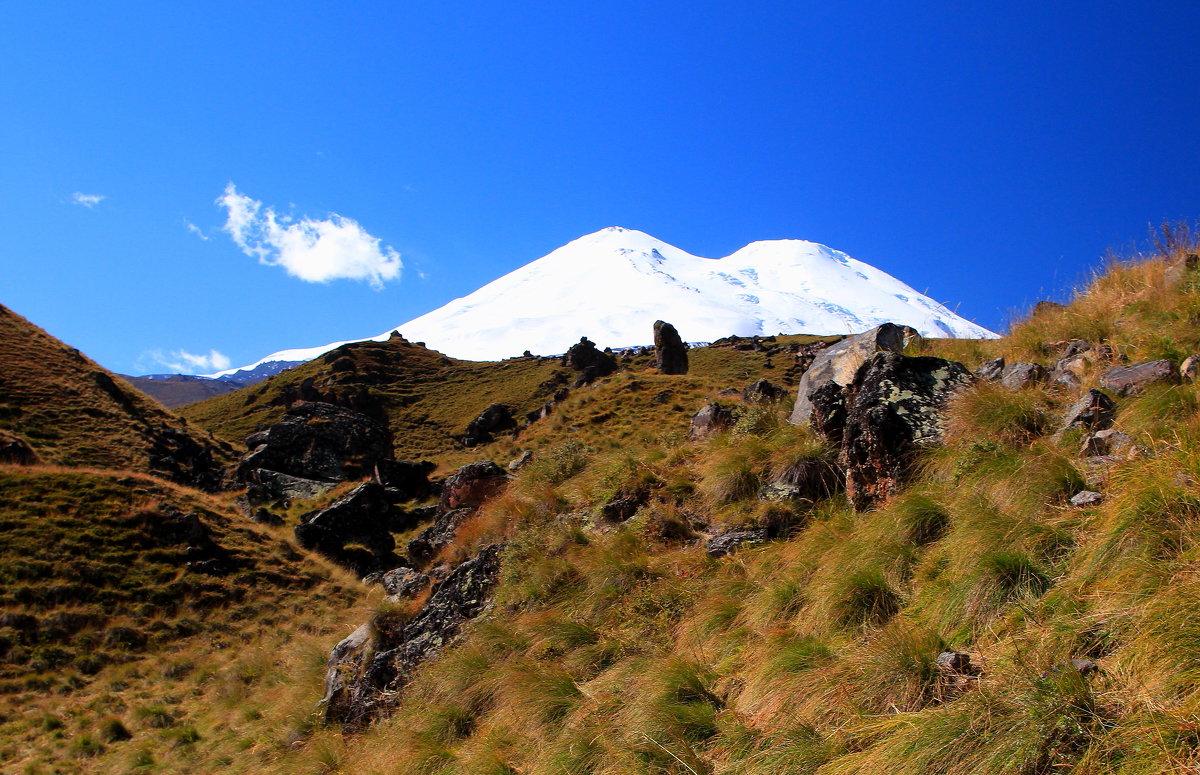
[249,469,337,502]
[689,402,736,440]
[320,624,373,724]
[1069,490,1104,507]
[407,509,473,566]
[1181,354,1200,381]
[1058,390,1116,435]
[706,530,768,558]
[1080,429,1132,457]
[974,357,1006,381]
[788,323,919,425]
[439,461,509,512]
[507,450,534,472]
[462,403,517,447]
[653,320,689,375]
[742,379,787,403]
[237,401,393,484]
[381,567,431,599]
[1000,362,1048,390]
[1100,360,1178,396]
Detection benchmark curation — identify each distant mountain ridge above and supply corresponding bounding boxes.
[211,227,996,376]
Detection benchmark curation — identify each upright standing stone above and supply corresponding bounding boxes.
[653,320,689,374]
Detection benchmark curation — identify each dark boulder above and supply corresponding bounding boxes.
[563,337,617,386]
[742,379,787,403]
[245,469,337,504]
[407,508,472,566]
[1000,362,1047,390]
[325,544,505,728]
[461,403,517,447]
[1080,429,1132,457]
[652,320,689,375]
[438,461,509,513]
[706,530,768,558]
[1057,389,1116,435]
[600,489,650,523]
[813,352,972,510]
[238,401,393,483]
[789,323,918,425]
[373,460,436,501]
[0,430,38,465]
[381,567,431,600]
[294,483,402,573]
[689,402,736,440]
[1099,360,1178,396]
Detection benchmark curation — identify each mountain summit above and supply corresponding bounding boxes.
[213,227,994,373]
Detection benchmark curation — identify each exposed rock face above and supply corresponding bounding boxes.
[689,402,736,439]
[407,508,472,566]
[438,461,509,513]
[706,530,768,557]
[789,323,919,425]
[246,470,336,505]
[1000,362,1048,390]
[294,483,402,574]
[461,403,517,447]
[1058,390,1116,435]
[238,401,393,484]
[974,357,1006,381]
[811,352,972,510]
[563,337,617,386]
[373,460,436,501]
[0,430,38,465]
[381,567,431,600]
[324,544,505,729]
[742,379,787,403]
[1099,360,1178,396]
[652,320,689,375]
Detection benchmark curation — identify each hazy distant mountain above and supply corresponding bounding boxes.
[211,227,995,375]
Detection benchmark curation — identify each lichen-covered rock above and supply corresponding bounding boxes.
[653,320,689,375]
[326,544,505,729]
[1058,389,1116,435]
[789,323,919,425]
[689,402,736,440]
[1081,429,1133,457]
[1181,354,1200,381]
[373,460,436,500]
[246,469,336,505]
[237,401,393,483]
[706,530,768,557]
[381,567,431,600]
[1070,490,1104,507]
[814,352,972,510]
[1099,360,1178,396]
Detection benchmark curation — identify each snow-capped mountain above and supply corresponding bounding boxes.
[209,227,995,374]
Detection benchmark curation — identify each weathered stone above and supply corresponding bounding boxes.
[742,379,787,403]
[0,430,38,465]
[706,530,768,558]
[247,469,337,503]
[328,544,505,728]
[1080,429,1133,457]
[1000,362,1048,390]
[600,490,649,522]
[1069,490,1104,507]
[507,450,534,472]
[974,357,1006,381]
[251,507,284,526]
[689,402,736,440]
[1100,360,1179,396]
[381,567,431,599]
[373,460,436,501]
[237,401,393,483]
[936,651,975,674]
[1164,253,1200,287]
[294,483,401,573]
[1180,355,1200,381]
[1058,390,1116,435]
[1033,300,1066,315]
[438,461,509,513]
[407,508,472,566]
[789,323,919,425]
[461,403,517,446]
[771,457,842,501]
[563,337,617,386]
[819,352,973,510]
[320,624,372,724]
[653,320,689,375]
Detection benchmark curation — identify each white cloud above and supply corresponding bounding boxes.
[71,192,105,208]
[184,219,209,240]
[216,183,402,289]
[144,348,232,374]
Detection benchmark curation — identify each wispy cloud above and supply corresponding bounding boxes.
[71,192,105,208]
[216,183,402,289]
[184,219,209,241]
[143,348,232,374]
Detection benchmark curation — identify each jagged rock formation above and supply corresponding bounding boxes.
[652,320,689,375]
[562,337,618,386]
[462,403,518,447]
[789,323,919,425]
[1058,389,1117,435]
[294,483,407,574]
[322,544,505,729]
[238,401,394,484]
[810,352,972,509]
[439,461,509,512]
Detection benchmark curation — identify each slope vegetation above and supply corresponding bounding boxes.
[0,304,235,487]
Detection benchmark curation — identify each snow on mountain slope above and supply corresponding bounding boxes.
[209,227,995,374]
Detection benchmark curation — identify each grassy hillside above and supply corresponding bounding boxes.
[0,468,366,774]
[194,232,1200,774]
[0,304,235,485]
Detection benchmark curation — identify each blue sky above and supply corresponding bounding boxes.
[3,1,1199,374]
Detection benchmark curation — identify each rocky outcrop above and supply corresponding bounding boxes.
[689,402,736,439]
[381,567,431,600]
[1058,390,1116,435]
[461,403,517,447]
[653,320,689,375]
[811,352,972,510]
[323,544,505,729]
[742,379,787,403]
[1099,360,1178,396]
[373,460,436,501]
[789,323,919,425]
[294,483,404,574]
[438,461,509,512]
[238,401,393,484]
[407,508,472,566]
[563,337,618,386]
[0,430,38,465]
